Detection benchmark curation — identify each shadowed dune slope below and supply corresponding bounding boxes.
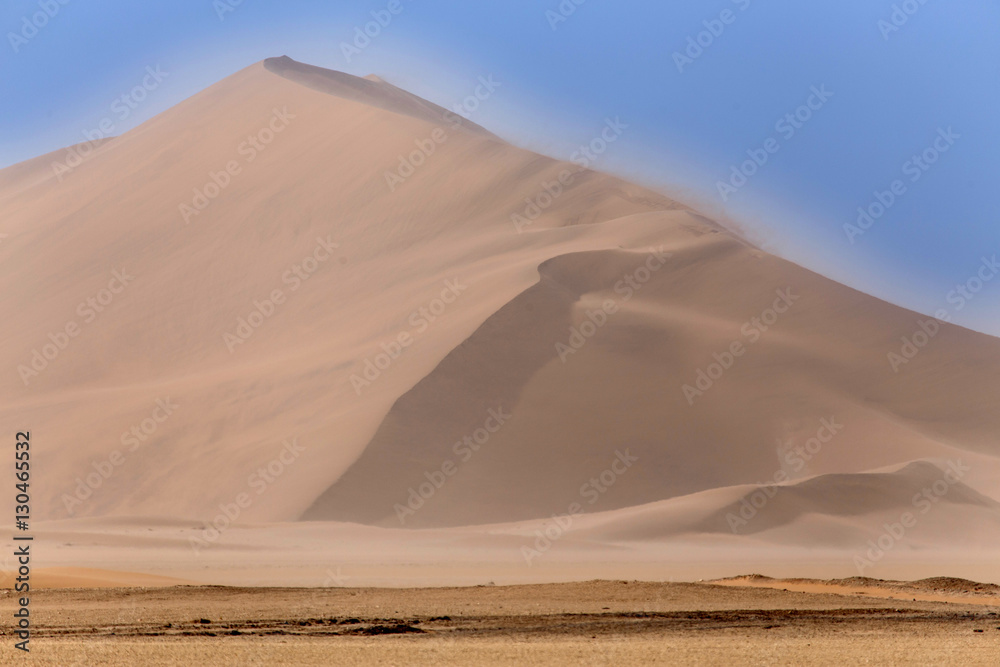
[304,228,1000,527]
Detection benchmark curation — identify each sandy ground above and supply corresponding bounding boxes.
[1,579,999,665]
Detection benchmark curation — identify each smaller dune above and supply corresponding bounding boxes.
[569,460,1000,547]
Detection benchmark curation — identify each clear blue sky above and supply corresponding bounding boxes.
[3,0,999,335]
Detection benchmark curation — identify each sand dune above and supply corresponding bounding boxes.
[2,56,999,583]
[263,56,499,139]
[560,460,1000,547]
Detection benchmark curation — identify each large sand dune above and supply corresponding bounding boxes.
[2,56,999,582]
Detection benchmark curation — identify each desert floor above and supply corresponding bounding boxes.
[2,578,999,666]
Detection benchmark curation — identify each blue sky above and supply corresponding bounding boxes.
[3,0,999,335]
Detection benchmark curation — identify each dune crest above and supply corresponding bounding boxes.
[263,55,499,138]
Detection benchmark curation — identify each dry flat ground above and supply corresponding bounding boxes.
[2,579,999,665]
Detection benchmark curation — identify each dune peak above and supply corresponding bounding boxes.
[261,55,498,138]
